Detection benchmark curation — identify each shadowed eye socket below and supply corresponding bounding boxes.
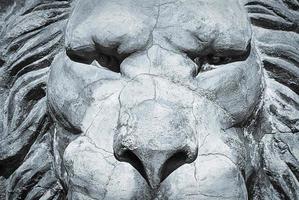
[206,54,233,65]
[91,53,121,73]
[191,43,251,74]
[66,49,122,73]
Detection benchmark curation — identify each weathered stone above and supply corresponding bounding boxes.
[0,0,298,199]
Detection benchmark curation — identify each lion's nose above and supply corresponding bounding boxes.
[114,140,197,189]
[113,101,198,189]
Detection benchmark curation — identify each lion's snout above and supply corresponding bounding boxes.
[113,76,198,189]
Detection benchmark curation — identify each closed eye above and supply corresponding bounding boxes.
[66,47,124,73]
[91,53,121,73]
[191,43,251,74]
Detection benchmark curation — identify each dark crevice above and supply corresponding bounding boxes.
[0,115,50,178]
[17,170,49,200]
[246,170,259,200]
[6,29,43,54]
[66,44,129,74]
[246,1,294,23]
[246,5,275,16]
[286,162,299,182]
[22,1,70,16]
[250,18,297,33]
[282,173,297,200]
[115,150,148,184]
[12,57,52,85]
[10,12,68,42]
[277,92,299,110]
[66,50,94,65]
[0,58,5,67]
[267,175,291,200]
[6,72,47,125]
[264,60,299,95]
[188,42,252,76]
[282,0,299,11]
[160,151,188,182]
[13,84,47,129]
[261,47,299,68]
[8,35,62,82]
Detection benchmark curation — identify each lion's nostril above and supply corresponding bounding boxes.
[114,150,148,182]
[160,151,189,182]
[114,144,198,189]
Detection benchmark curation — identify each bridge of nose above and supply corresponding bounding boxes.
[120,45,198,80]
[128,100,194,150]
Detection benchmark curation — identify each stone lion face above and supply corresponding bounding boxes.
[47,0,262,199]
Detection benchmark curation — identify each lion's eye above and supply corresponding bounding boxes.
[91,54,121,73]
[206,54,232,65]
[192,43,251,74]
[193,55,231,73]
[67,48,122,73]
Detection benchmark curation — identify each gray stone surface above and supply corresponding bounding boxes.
[0,0,298,199]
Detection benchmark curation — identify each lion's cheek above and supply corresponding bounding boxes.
[159,155,248,199]
[196,48,263,125]
[48,52,123,133]
[63,136,150,199]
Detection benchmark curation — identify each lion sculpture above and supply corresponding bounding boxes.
[0,0,298,199]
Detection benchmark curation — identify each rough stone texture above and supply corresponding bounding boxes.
[0,0,298,199]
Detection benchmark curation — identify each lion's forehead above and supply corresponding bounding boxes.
[66,0,251,54]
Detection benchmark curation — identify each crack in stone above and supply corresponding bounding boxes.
[198,133,210,150]
[83,93,115,136]
[193,162,199,183]
[197,153,237,166]
[146,48,153,74]
[185,192,238,199]
[155,1,178,7]
[101,163,118,200]
[120,70,232,121]
[84,136,113,155]
[152,3,161,39]
[152,77,157,100]
[152,43,182,56]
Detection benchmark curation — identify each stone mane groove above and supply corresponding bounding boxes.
[0,0,71,199]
